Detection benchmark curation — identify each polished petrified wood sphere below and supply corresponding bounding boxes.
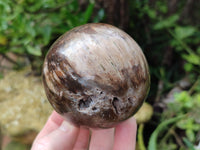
[43,23,150,128]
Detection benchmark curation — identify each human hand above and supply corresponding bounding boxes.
[31,111,137,150]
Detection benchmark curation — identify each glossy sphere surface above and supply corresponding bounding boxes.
[43,23,150,128]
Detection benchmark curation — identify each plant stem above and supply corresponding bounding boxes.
[170,128,186,148]
[0,126,2,150]
[155,80,164,102]
[138,124,146,150]
[160,125,175,144]
[1,54,18,65]
[188,76,200,94]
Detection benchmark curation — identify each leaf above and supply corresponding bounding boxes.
[0,1,11,12]
[175,26,196,39]
[0,35,7,45]
[186,129,195,142]
[154,15,179,30]
[197,47,200,55]
[148,9,157,19]
[0,47,7,53]
[182,54,200,65]
[177,118,193,130]
[42,25,52,44]
[143,5,156,19]
[82,3,94,23]
[184,63,193,72]
[26,22,36,37]
[26,0,43,12]
[26,45,42,56]
[183,138,195,150]
[174,91,190,103]
[0,73,3,79]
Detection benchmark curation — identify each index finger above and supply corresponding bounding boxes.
[35,111,64,140]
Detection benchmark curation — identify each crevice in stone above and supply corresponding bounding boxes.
[92,107,97,111]
[78,97,92,109]
[112,97,119,114]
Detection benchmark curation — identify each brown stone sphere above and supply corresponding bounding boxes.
[42,23,150,128]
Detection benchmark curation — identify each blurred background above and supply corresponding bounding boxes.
[0,0,200,149]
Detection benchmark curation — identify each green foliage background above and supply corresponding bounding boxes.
[0,0,103,72]
[0,0,200,150]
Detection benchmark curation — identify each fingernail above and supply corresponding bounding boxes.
[59,121,72,132]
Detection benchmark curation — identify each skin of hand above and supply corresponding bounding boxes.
[31,111,137,150]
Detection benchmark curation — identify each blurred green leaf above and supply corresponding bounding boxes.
[42,25,52,44]
[156,1,167,13]
[175,26,196,40]
[182,54,200,65]
[197,47,200,55]
[0,0,98,70]
[0,35,7,45]
[83,3,94,24]
[0,73,3,79]
[3,141,29,150]
[183,138,196,150]
[26,0,43,12]
[184,63,193,72]
[0,0,11,12]
[186,129,195,142]
[174,91,192,108]
[143,5,157,19]
[26,45,41,56]
[154,15,179,30]
[148,9,157,19]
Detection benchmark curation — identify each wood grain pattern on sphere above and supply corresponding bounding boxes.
[43,23,150,128]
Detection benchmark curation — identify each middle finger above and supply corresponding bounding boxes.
[89,128,115,150]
